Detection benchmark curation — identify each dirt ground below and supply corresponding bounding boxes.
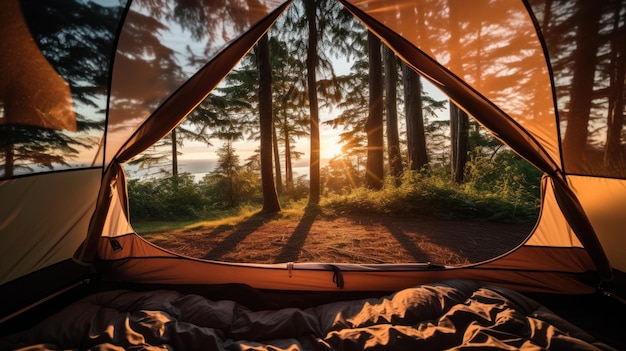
[144,212,535,266]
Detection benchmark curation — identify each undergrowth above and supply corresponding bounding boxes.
[129,156,541,226]
[321,170,540,223]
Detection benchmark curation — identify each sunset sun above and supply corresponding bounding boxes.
[322,138,345,160]
[318,127,345,160]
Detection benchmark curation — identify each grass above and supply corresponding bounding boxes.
[132,220,200,234]
[319,174,539,223]
[134,206,258,235]
[133,200,309,237]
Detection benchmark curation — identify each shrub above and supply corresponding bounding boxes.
[321,166,540,223]
[198,168,262,209]
[128,173,204,221]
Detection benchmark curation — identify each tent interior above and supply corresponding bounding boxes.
[1,0,625,349]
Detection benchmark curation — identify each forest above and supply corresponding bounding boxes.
[125,0,544,227]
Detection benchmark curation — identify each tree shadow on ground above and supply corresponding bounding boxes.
[381,217,533,264]
[274,206,318,263]
[202,212,280,260]
[379,220,432,263]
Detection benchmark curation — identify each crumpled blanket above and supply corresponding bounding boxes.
[0,279,616,350]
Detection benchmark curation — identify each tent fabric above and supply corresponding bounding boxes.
[341,0,562,171]
[0,0,76,132]
[568,175,626,272]
[1,0,625,333]
[104,0,288,168]
[0,169,101,285]
[0,280,617,350]
[340,0,622,277]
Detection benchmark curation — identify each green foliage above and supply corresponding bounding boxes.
[129,149,541,224]
[127,173,204,220]
[321,155,361,194]
[464,148,542,210]
[128,166,263,222]
[199,168,262,209]
[197,142,262,208]
[282,175,310,200]
[321,164,541,223]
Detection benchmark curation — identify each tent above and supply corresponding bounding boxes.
[1,0,625,349]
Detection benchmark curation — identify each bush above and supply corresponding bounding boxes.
[128,168,264,222]
[128,173,204,221]
[465,149,542,208]
[198,169,262,209]
[321,166,540,223]
[128,150,542,224]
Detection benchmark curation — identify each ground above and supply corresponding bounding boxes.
[142,212,535,265]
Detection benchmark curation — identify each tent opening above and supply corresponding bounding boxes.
[122,0,542,266]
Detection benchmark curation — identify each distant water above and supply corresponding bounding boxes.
[191,166,310,182]
[123,158,216,180]
[124,158,312,181]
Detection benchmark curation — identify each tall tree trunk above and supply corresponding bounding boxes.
[562,1,600,164]
[226,142,235,207]
[450,103,469,184]
[257,34,281,213]
[384,46,403,178]
[305,0,321,204]
[284,122,294,192]
[447,1,467,183]
[402,63,428,171]
[365,31,384,189]
[171,128,178,177]
[603,1,625,170]
[272,122,283,195]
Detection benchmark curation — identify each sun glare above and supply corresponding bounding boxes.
[321,140,343,159]
[318,126,345,160]
[322,137,344,160]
